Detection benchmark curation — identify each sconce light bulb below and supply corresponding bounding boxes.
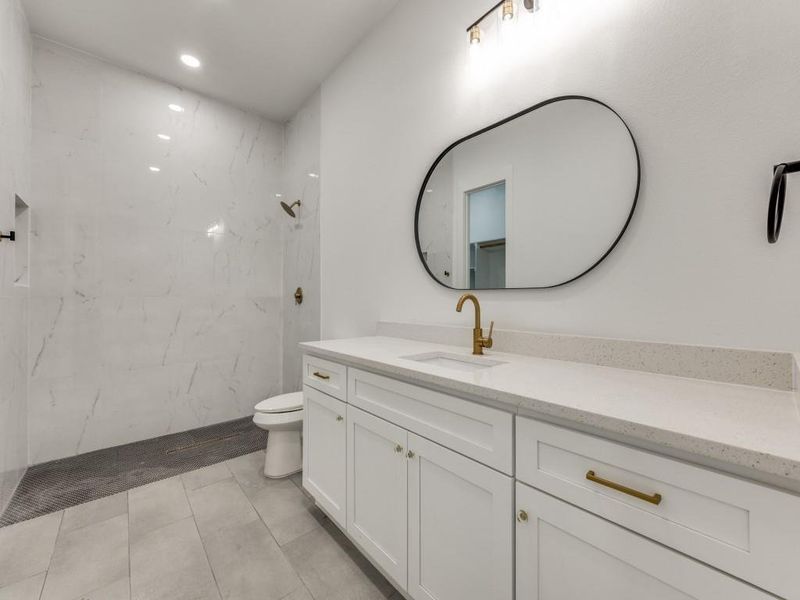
[502,0,515,21]
[469,25,481,45]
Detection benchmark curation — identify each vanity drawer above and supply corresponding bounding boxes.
[348,368,513,474]
[516,417,800,600]
[303,355,347,400]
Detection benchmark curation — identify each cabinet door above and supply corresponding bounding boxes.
[407,433,513,600]
[347,406,408,588]
[302,385,347,528]
[516,482,774,600]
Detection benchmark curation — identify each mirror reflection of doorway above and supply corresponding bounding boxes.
[466,181,506,288]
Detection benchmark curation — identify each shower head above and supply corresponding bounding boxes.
[280,200,301,218]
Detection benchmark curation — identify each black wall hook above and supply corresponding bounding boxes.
[768,160,800,243]
[0,231,14,242]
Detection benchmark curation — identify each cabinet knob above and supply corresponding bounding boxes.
[406,450,415,459]
[336,415,344,422]
[517,510,529,523]
[395,444,404,453]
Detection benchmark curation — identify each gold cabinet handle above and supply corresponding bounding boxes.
[517,509,529,523]
[336,415,343,422]
[586,470,662,506]
[406,450,415,459]
[313,371,330,380]
[395,444,404,454]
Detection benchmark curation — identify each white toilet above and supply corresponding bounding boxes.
[252,391,304,478]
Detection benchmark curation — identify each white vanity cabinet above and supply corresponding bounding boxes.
[407,433,513,600]
[301,350,798,600]
[515,482,774,600]
[302,356,514,600]
[516,417,800,600]
[346,384,514,600]
[347,405,409,586]
[302,385,347,528]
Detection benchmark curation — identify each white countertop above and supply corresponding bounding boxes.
[300,336,800,488]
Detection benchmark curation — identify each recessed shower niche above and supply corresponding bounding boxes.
[14,194,29,287]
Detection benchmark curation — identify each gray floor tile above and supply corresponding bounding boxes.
[128,476,191,542]
[289,471,303,489]
[203,519,305,600]
[0,573,46,600]
[225,451,280,500]
[67,577,130,600]
[250,479,326,546]
[41,514,129,600]
[186,478,259,539]
[180,462,231,491]
[280,586,314,600]
[0,511,62,588]
[61,492,128,534]
[130,517,219,600]
[283,523,396,600]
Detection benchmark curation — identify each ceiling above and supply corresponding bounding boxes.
[22,0,399,122]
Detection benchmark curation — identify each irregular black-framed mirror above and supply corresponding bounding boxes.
[415,96,640,290]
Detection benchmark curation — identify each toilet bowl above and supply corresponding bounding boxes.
[253,391,304,478]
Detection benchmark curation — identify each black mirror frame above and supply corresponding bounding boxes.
[414,95,641,290]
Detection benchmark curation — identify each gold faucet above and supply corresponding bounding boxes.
[456,293,494,355]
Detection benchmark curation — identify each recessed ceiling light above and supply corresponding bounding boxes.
[149,166,161,172]
[180,54,201,69]
[308,172,319,178]
[168,103,184,112]
[157,133,171,141]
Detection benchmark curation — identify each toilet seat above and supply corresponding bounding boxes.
[255,391,303,414]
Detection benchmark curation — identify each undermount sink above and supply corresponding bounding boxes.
[401,351,506,372]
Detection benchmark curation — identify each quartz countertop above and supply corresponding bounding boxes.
[300,336,800,489]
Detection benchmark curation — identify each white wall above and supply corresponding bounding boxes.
[282,90,321,392]
[321,0,800,351]
[29,39,285,463]
[0,0,32,513]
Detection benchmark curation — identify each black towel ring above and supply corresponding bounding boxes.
[768,160,800,243]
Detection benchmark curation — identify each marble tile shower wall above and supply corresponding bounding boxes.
[0,0,32,514]
[282,91,321,392]
[29,39,286,464]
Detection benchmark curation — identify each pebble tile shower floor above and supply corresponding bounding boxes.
[0,417,266,527]
[0,450,401,600]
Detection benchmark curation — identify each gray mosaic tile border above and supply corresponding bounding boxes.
[0,417,266,528]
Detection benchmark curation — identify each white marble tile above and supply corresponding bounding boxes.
[32,41,102,142]
[29,295,103,381]
[0,0,31,513]
[28,38,287,462]
[282,91,321,392]
[29,210,102,298]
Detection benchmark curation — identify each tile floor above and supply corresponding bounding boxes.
[1,418,266,527]
[0,452,401,600]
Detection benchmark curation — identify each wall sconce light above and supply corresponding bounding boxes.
[467,0,539,44]
[502,0,515,21]
[470,25,482,45]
